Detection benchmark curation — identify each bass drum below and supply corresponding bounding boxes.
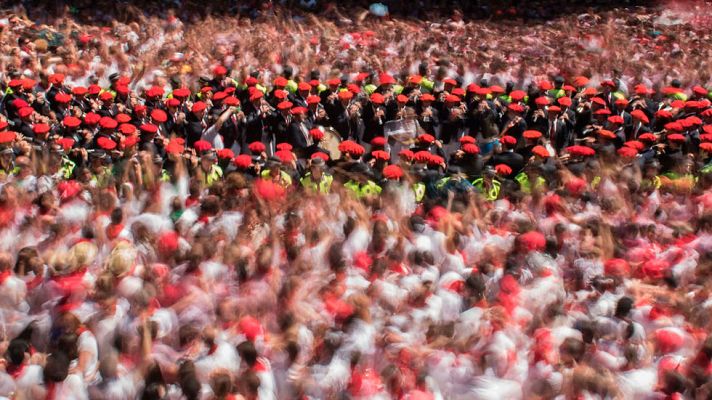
[320,126,342,160]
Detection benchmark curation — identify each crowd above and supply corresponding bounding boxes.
[1,2,712,400]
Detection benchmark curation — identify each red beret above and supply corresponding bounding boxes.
[617,146,638,158]
[309,79,321,88]
[338,140,364,156]
[547,105,561,113]
[700,142,712,153]
[607,115,624,124]
[17,107,34,118]
[582,87,597,96]
[193,140,212,152]
[534,96,550,106]
[217,148,235,159]
[274,90,288,100]
[655,329,683,354]
[165,141,184,155]
[338,90,353,101]
[371,150,390,161]
[117,76,131,86]
[507,103,524,113]
[48,73,65,85]
[420,93,435,102]
[445,94,460,103]
[99,117,118,130]
[97,136,117,150]
[327,78,341,86]
[566,145,596,157]
[12,98,28,109]
[398,149,414,161]
[459,135,476,144]
[22,79,36,91]
[347,83,361,94]
[664,122,683,132]
[146,86,165,98]
[624,140,644,151]
[277,101,293,111]
[557,97,572,107]
[224,96,240,106]
[630,109,649,124]
[466,83,479,93]
[309,128,324,141]
[379,73,396,85]
[670,100,686,109]
[99,91,114,101]
[172,88,191,98]
[273,76,288,87]
[370,93,385,104]
[200,86,213,94]
[591,97,606,106]
[33,123,50,135]
[61,116,80,129]
[118,123,137,135]
[84,112,101,125]
[8,79,22,88]
[140,124,158,134]
[396,94,409,103]
[489,85,505,94]
[56,137,75,151]
[638,133,657,142]
[0,131,16,144]
[214,65,227,76]
[655,109,673,119]
[88,85,102,95]
[311,152,330,161]
[598,129,616,139]
[165,98,180,108]
[510,90,526,101]
[134,104,147,113]
[245,77,258,87]
[408,75,423,84]
[462,143,479,155]
[501,135,517,146]
[276,143,293,152]
[573,76,590,87]
[532,145,550,158]
[306,95,320,105]
[297,82,312,91]
[667,133,686,142]
[593,108,612,116]
[122,135,139,148]
[115,85,129,96]
[371,136,387,147]
[495,164,512,176]
[275,149,294,163]
[55,93,72,104]
[451,88,466,97]
[562,85,576,92]
[0,120,7,131]
[704,125,712,135]
[537,80,553,91]
[382,164,403,180]
[115,113,131,124]
[290,107,307,115]
[614,98,629,107]
[523,130,542,139]
[151,109,168,123]
[442,78,457,86]
[248,141,266,154]
[191,101,207,113]
[232,154,252,169]
[417,133,435,144]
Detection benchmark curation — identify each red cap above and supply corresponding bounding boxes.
[165,98,180,107]
[495,164,512,176]
[99,117,118,130]
[191,101,207,113]
[451,88,466,97]
[273,76,288,87]
[338,140,365,156]
[248,141,266,154]
[99,91,114,101]
[309,128,324,141]
[88,84,102,95]
[667,133,686,142]
[624,140,644,151]
[382,164,403,180]
[17,107,34,118]
[417,133,435,144]
[21,79,36,90]
[214,65,227,76]
[573,76,590,87]
[172,88,191,98]
[523,130,542,139]
[232,154,252,169]
[140,124,158,134]
[462,143,479,155]
[593,108,612,116]
[598,129,616,139]
[630,109,649,124]
[566,145,596,157]
[396,94,408,103]
[118,123,137,135]
[327,78,341,86]
[604,258,630,277]
[420,93,435,102]
[371,150,390,161]
[557,97,572,107]
[459,135,476,144]
[519,231,546,252]
[213,91,227,101]
[338,90,353,101]
[276,143,293,152]
[379,73,396,85]
[84,112,101,125]
[224,96,240,106]
[532,145,550,158]
[591,97,606,106]
[547,105,561,113]
[607,115,624,124]
[370,93,385,104]
[398,149,414,161]
[638,133,657,142]
[63,116,81,128]
[217,148,235,159]
[56,137,75,151]
[617,146,638,158]
[445,94,460,103]
[151,109,168,123]
[442,78,457,86]
[97,136,117,150]
[277,101,293,111]
[48,73,65,85]
[311,152,329,161]
[115,113,131,124]
[33,123,50,135]
[54,93,72,104]
[534,96,550,106]
[193,140,212,152]
[489,85,505,94]
[500,135,517,146]
[508,103,524,113]
[290,106,307,115]
[537,80,553,91]
[122,135,139,148]
[510,90,526,101]
[275,149,294,163]
[146,86,165,98]
[298,82,312,92]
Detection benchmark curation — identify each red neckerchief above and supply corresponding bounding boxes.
[52,267,87,294]
[252,358,268,373]
[44,381,56,400]
[27,274,44,290]
[106,223,124,240]
[0,269,11,285]
[185,196,199,208]
[7,362,26,379]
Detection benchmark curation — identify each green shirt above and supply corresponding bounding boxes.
[300,173,333,194]
[472,178,501,201]
[344,180,382,198]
